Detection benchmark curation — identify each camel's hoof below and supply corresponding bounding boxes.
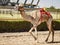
[50,40,54,43]
[34,36,37,40]
[35,40,39,43]
[35,37,37,40]
[45,39,48,42]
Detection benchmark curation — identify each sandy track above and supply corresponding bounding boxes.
[0,31,60,45]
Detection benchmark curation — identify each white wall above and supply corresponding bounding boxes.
[0,9,60,21]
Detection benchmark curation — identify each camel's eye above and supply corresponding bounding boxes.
[21,7,23,8]
[19,6,23,8]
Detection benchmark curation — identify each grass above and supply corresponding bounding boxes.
[54,19,60,22]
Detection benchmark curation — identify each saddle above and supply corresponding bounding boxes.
[39,8,51,21]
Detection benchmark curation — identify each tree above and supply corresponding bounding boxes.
[50,6,55,9]
[46,6,56,12]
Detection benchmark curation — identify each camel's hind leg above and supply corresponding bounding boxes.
[45,20,54,42]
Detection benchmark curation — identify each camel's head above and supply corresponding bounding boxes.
[14,4,24,11]
[18,4,24,11]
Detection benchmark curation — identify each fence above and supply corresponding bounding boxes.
[0,9,60,20]
[50,11,60,20]
[0,9,20,14]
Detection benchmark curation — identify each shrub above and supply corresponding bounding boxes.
[0,21,60,33]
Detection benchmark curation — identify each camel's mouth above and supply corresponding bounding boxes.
[19,6,24,8]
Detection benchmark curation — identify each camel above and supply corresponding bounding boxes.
[15,4,54,42]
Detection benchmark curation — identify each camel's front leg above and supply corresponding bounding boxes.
[29,26,37,40]
[34,27,38,39]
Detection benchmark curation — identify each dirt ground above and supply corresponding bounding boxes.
[0,31,60,45]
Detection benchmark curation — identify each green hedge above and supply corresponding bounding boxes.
[0,21,32,32]
[0,21,60,32]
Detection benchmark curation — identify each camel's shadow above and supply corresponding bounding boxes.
[33,41,60,45]
[47,41,60,43]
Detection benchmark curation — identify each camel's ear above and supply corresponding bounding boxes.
[19,3,24,7]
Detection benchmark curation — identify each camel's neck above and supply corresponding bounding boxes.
[19,10,35,22]
[20,10,25,16]
[19,10,27,19]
